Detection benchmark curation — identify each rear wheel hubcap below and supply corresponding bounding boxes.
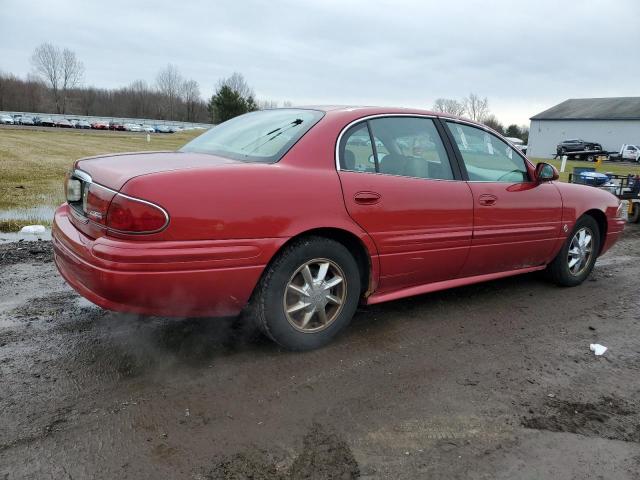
[283,258,346,333]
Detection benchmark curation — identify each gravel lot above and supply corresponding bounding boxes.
[1,227,639,479]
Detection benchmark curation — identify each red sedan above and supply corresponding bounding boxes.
[52,107,625,350]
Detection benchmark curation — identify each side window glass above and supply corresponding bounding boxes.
[340,123,375,172]
[446,122,528,182]
[368,117,454,180]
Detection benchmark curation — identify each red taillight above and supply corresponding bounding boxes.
[83,184,116,225]
[106,194,168,233]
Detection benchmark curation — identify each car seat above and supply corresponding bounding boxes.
[343,149,356,170]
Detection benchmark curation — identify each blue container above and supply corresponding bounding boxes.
[579,171,609,186]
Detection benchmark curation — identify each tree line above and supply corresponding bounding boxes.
[0,43,289,124]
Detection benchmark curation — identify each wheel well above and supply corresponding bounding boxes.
[583,209,607,254]
[273,228,372,295]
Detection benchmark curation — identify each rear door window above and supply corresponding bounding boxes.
[339,117,455,180]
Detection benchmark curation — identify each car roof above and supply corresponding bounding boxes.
[296,105,443,116]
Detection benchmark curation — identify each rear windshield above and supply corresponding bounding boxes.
[180,109,324,163]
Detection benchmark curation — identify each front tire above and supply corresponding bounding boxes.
[249,236,361,351]
[547,216,600,286]
[629,203,640,224]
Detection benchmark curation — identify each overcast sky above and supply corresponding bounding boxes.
[1,0,639,125]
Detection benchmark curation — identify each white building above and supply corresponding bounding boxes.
[527,97,640,158]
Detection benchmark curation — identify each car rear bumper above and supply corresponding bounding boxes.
[52,204,275,317]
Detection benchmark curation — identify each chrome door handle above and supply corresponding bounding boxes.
[478,194,497,206]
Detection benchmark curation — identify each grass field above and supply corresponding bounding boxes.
[2,127,640,232]
[0,127,204,231]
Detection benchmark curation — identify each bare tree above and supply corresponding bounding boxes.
[432,98,466,116]
[182,79,200,121]
[156,64,184,119]
[219,72,254,99]
[257,99,279,110]
[282,100,293,108]
[60,48,84,113]
[463,93,489,122]
[127,79,152,118]
[31,44,61,112]
[482,114,504,134]
[30,43,83,113]
[78,87,97,115]
[24,74,45,112]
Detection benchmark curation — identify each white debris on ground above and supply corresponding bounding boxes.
[19,225,47,234]
[590,344,608,356]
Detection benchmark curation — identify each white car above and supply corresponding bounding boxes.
[142,125,155,133]
[0,114,15,125]
[505,136,528,154]
[125,123,143,132]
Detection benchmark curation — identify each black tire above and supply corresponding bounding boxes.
[547,216,600,287]
[630,203,640,224]
[248,236,361,351]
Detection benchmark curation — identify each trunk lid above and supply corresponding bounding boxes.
[76,151,240,189]
[68,151,241,239]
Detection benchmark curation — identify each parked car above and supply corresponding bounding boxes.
[557,139,602,155]
[12,114,22,125]
[34,116,55,127]
[142,124,155,133]
[76,120,91,129]
[109,122,126,131]
[505,136,528,154]
[56,118,73,128]
[91,121,109,130]
[124,123,142,132]
[67,119,79,128]
[154,125,171,133]
[0,114,14,124]
[52,107,625,351]
[20,115,35,126]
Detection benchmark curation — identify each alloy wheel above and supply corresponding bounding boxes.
[567,227,594,276]
[283,258,347,333]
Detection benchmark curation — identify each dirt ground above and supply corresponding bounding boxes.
[1,227,639,479]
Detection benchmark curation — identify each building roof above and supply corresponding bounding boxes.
[531,97,640,121]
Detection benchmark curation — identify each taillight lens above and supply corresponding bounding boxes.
[106,194,168,233]
[83,184,116,225]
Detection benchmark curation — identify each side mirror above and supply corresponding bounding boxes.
[536,162,559,182]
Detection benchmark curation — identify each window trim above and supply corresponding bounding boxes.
[442,118,533,183]
[335,114,462,182]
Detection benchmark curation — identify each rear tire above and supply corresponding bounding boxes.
[248,236,361,351]
[547,216,600,286]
